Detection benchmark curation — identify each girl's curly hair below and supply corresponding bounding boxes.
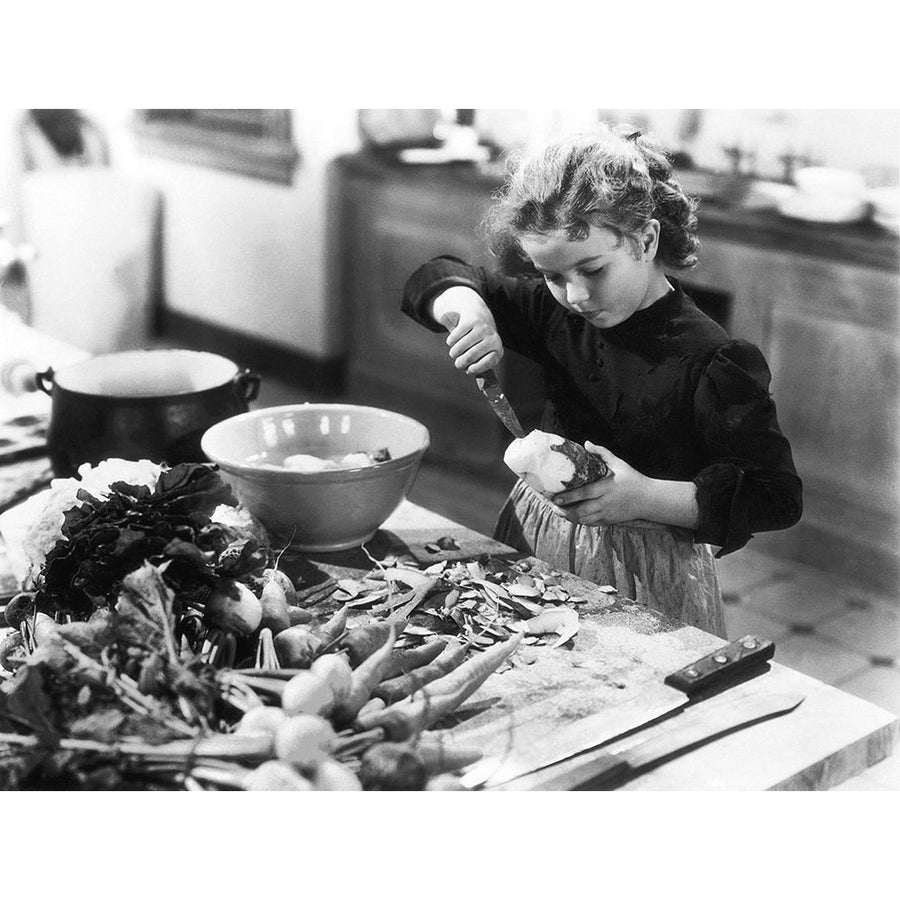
[485,123,700,271]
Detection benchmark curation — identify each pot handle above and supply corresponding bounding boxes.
[35,367,55,396]
[234,368,261,403]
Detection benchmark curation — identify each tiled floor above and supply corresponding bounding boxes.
[211,363,900,789]
[716,546,900,789]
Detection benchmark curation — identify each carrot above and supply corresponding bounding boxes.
[379,639,447,681]
[316,606,348,647]
[372,639,467,704]
[416,633,522,707]
[332,626,398,724]
[339,619,406,668]
[288,606,313,626]
[356,696,386,721]
[411,739,484,776]
[353,685,469,741]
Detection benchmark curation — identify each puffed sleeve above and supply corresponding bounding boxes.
[401,255,557,360]
[692,340,802,556]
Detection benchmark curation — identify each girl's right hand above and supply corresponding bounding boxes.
[433,286,504,376]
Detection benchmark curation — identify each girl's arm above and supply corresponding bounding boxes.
[553,444,701,529]
[402,255,556,361]
[690,341,802,555]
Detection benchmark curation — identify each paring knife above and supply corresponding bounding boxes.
[460,634,775,789]
[438,311,526,439]
[500,690,804,791]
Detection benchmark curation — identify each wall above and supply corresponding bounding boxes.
[99,109,361,360]
[0,109,361,361]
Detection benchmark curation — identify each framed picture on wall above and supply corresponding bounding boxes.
[134,110,300,185]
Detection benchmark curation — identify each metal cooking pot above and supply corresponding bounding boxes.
[37,349,261,476]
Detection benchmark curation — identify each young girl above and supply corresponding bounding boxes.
[401,125,802,637]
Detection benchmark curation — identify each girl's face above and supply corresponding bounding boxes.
[520,223,668,329]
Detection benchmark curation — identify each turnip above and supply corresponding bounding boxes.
[281,671,333,717]
[310,654,353,703]
[258,579,291,634]
[358,742,427,791]
[274,714,336,769]
[205,580,263,636]
[503,430,608,495]
[236,705,288,736]
[243,760,314,791]
[274,625,323,668]
[263,567,298,604]
[312,758,364,791]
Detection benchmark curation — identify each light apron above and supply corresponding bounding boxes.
[493,479,726,638]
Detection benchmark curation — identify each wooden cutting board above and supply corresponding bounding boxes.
[375,502,897,791]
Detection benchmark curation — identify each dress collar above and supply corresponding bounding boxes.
[606,278,682,334]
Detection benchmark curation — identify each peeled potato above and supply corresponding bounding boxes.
[503,430,608,495]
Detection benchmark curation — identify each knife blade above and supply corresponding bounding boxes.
[437,311,526,439]
[460,634,775,789]
[473,369,526,439]
[501,690,804,791]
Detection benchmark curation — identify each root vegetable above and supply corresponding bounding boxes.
[236,705,288,736]
[380,639,447,681]
[3,592,35,630]
[274,625,323,668]
[414,740,484,776]
[288,606,313,626]
[417,633,523,707]
[358,742,427,791]
[339,619,406,668]
[356,696,386,720]
[372,639,467,704]
[316,606,348,646]
[426,774,468,790]
[281,671,333,717]
[332,626,398,724]
[0,631,25,671]
[310,654,353,703]
[205,580,263,636]
[32,612,60,646]
[264,567,298,604]
[259,580,291,634]
[312,758,364,791]
[274,715,336,769]
[244,760,314,791]
[503,430,608,495]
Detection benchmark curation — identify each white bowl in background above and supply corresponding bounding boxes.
[793,167,866,198]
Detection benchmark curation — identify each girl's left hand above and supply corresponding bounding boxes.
[552,443,651,525]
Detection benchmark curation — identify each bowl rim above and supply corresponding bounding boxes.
[200,402,431,479]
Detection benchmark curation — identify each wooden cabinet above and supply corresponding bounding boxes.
[329,153,900,594]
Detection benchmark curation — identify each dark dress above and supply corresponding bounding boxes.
[402,256,803,635]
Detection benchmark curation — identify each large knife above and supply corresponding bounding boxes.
[499,690,804,791]
[460,634,775,789]
[438,311,526,439]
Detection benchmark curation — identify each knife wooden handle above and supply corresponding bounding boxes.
[664,635,775,697]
